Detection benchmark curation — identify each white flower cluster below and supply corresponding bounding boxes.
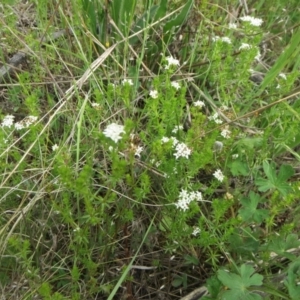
[91,102,101,109]
[208,112,222,124]
[103,123,125,143]
[122,79,133,86]
[161,135,191,159]
[192,227,201,236]
[134,146,143,158]
[239,43,251,51]
[172,125,183,134]
[174,142,191,159]
[1,115,15,128]
[255,50,262,61]
[194,100,205,108]
[213,169,224,182]
[240,16,263,27]
[149,90,158,99]
[175,189,203,211]
[171,81,180,90]
[1,115,38,130]
[278,73,287,80]
[165,56,180,69]
[221,128,231,139]
[228,23,237,29]
[212,36,232,44]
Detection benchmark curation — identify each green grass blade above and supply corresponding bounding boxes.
[255,28,300,96]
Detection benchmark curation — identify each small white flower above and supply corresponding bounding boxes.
[220,37,232,44]
[108,146,114,152]
[194,100,205,108]
[190,191,203,202]
[170,136,179,146]
[171,81,181,90]
[91,102,101,108]
[232,154,239,159]
[175,189,203,211]
[122,79,133,86]
[172,125,183,133]
[278,73,287,80]
[221,128,231,139]
[228,23,237,29]
[149,90,158,99]
[174,142,191,159]
[240,16,263,27]
[15,122,24,130]
[254,50,262,61]
[209,112,223,124]
[134,146,143,158]
[212,36,231,44]
[276,84,281,89]
[192,227,201,236]
[213,169,224,182]
[209,112,218,120]
[52,144,59,151]
[161,136,170,143]
[103,123,125,143]
[1,115,15,128]
[24,116,38,127]
[151,159,162,167]
[165,56,180,69]
[239,43,251,50]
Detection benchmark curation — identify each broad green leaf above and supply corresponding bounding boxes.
[277,164,295,182]
[267,234,300,260]
[286,234,300,249]
[240,265,263,286]
[255,161,294,196]
[222,290,262,300]
[205,276,222,298]
[239,192,269,224]
[229,228,260,255]
[236,137,263,150]
[218,270,242,290]
[262,161,276,183]
[218,265,263,300]
[229,160,249,176]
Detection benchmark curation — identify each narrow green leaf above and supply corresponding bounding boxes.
[256,28,300,96]
[277,164,294,182]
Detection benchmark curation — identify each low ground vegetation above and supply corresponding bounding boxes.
[1,0,300,299]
